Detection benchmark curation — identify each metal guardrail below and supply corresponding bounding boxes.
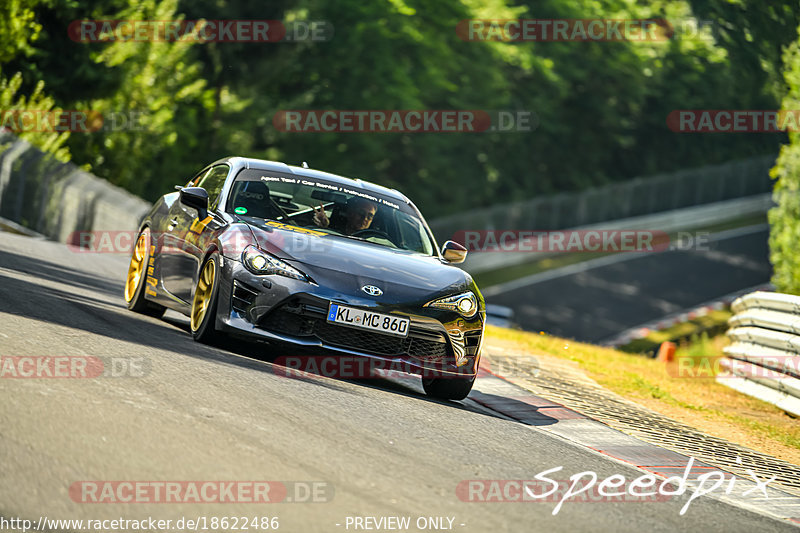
[463,194,772,275]
[722,291,800,416]
[429,155,775,243]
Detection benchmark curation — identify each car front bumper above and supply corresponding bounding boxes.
[215,258,484,378]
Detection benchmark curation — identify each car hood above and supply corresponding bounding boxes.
[243,221,471,299]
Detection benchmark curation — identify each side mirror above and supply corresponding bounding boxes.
[180,187,209,220]
[441,240,467,264]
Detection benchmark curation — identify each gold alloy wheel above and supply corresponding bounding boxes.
[191,259,216,332]
[124,231,148,302]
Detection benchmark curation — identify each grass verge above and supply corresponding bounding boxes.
[484,324,800,465]
[619,308,733,355]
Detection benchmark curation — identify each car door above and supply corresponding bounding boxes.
[161,164,229,303]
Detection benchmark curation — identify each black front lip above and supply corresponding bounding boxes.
[216,259,483,377]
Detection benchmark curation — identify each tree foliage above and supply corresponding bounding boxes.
[0,69,70,161]
[1,0,798,217]
[0,0,47,64]
[768,24,800,295]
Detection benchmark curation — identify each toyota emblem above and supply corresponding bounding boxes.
[361,285,383,296]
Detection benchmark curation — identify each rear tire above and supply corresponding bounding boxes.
[422,373,476,401]
[191,252,223,344]
[124,227,166,318]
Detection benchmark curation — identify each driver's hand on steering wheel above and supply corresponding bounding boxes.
[313,203,330,228]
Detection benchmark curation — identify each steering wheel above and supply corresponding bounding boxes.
[351,228,397,245]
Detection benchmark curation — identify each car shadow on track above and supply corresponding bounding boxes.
[0,252,553,426]
[0,249,125,298]
[161,313,527,420]
[161,313,446,401]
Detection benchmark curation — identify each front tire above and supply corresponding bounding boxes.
[191,252,223,344]
[124,227,166,318]
[422,373,476,401]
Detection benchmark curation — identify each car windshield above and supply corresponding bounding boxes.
[226,169,437,256]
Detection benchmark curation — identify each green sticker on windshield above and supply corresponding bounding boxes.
[234,207,248,215]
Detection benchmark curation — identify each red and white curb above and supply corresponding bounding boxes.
[600,283,773,348]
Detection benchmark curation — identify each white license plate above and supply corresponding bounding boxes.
[327,304,409,337]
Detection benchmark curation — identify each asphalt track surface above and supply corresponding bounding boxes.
[0,231,793,532]
[484,226,771,343]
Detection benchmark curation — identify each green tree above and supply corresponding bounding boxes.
[5,0,800,215]
[67,0,210,198]
[0,69,70,161]
[0,0,47,64]
[0,0,70,160]
[768,23,800,294]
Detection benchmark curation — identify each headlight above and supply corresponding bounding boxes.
[242,245,310,282]
[425,291,478,318]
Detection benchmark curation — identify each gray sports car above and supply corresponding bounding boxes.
[124,157,484,399]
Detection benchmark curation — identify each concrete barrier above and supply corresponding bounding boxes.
[0,132,150,243]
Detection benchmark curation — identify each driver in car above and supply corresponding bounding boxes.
[313,197,377,235]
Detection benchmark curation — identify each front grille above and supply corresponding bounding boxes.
[260,303,450,362]
[315,320,406,355]
[407,337,448,361]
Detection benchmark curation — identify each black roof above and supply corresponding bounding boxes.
[213,156,410,204]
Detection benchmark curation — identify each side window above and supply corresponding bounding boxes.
[196,165,229,209]
[186,168,209,187]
